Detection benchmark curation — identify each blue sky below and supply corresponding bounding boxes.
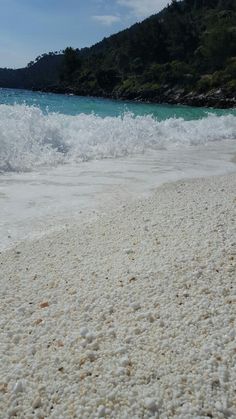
[0,0,170,68]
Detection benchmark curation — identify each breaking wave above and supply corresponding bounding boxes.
[0,103,236,172]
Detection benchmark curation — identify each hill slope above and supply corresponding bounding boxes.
[0,0,236,108]
[0,54,63,89]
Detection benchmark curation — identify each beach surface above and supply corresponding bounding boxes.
[1,173,236,418]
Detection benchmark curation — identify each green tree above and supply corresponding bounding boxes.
[200,25,236,70]
[62,47,81,80]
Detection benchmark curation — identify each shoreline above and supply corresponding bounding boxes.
[34,86,236,110]
[1,172,236,417]
[1,146,236,254]
[2,85,235,110]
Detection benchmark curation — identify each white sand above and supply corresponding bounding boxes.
[1,173,236,419]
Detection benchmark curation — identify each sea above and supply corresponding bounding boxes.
[0,88,236,250]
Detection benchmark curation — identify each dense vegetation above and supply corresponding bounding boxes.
[0,0,236,107]
[0,54,63,89]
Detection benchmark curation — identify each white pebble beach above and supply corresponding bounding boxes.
[1,173,236,419]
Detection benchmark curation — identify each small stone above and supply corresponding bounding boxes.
[13,335,20,344]
[215,401,222,411]
[120,356,130,367]
[13,380,24,394]
[34,319,43,325]
[144,398,159,412]
[0,383,7,393]
[108,328,116,338]
[219,367,229,383]
[97,405,106,417]
[108,391,116,401]
[85,332,96,343]
[124,248,134,255]
[148,313,155,323]
[125,336,132,344]
[129,276,137,283]
[107,305,114,314]
[8,407,20,417]
[39,302,49,309]
[87,351,96,362]
[115,346,127,355]
[32,397,42,409]
[29,345,37,355]
[134,327,142,335]
[130,302,141,311]
[90,341,100,351]
[116,367,126,376]
[80,327,88,337]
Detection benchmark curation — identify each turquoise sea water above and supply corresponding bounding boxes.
[0,87,235,120]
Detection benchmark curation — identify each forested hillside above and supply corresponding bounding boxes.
[1,0,236,108]
[0,54,63,89]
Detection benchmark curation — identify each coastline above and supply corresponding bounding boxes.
[1,172,236,418]
[1,83,236,109]
[34,85,236,110]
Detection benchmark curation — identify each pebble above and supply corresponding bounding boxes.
[80,327,89,337]
[130,302,141,311]
[144,398,159,412]
[97,405,106,417]
[124,248,134,255]
[120,356,130,367]
[32,396,42,409]
[86,332,96,343]
[13,380,24,394]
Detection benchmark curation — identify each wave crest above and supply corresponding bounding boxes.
[0,104,235,172]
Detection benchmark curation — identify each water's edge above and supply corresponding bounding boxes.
[36,86,236,110]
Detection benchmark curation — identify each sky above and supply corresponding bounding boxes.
[0,0,170,68]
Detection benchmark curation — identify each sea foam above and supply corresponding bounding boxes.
[0,103,235,172]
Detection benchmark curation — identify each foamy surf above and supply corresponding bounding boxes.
[0,103,236,173]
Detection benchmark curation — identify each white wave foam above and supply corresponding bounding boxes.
[0,104,235,172]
